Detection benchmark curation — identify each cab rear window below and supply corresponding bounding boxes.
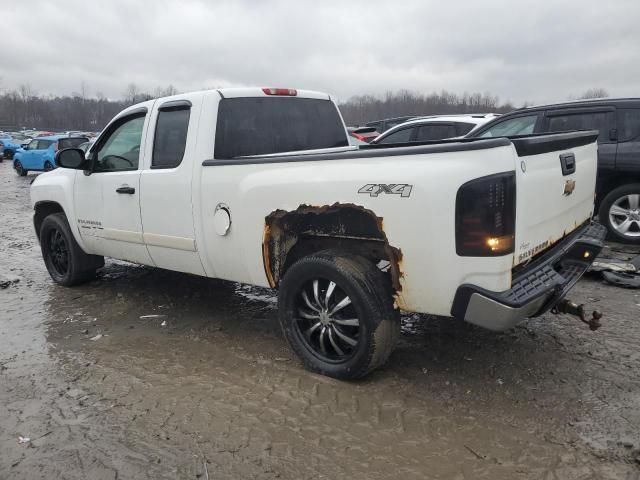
[214,97,348,159]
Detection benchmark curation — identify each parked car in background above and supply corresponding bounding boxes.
[13,135,89,176]
[0,133,32,160]
[77,138,96,153]
[347,126,379,143]
[0,133,31,161]
[370,114,498,145]
[467,98,640,244]
[365,115,419,133]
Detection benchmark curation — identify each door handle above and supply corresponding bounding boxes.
[559,153,576,176]
[116,186,135,194]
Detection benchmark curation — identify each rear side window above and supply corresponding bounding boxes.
[455,122,476,136]
[377,127,414,144]
[152,107,190,168]
[58,137,89,149]
[479,115,538,138]
[214,97,348,159]
[415,124,458,141]
[547,111,611,142]
[618,109,640,142]
[36,140,53,149]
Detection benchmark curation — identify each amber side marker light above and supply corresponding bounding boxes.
[486,236,514,254]
[583,251,591,259]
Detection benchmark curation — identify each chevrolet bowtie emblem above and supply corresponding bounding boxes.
[563,179,576,196]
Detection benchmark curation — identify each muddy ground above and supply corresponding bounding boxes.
[1,162,640,480]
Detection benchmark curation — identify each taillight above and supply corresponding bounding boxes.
[455,172,516,256]
[262,87,297,96]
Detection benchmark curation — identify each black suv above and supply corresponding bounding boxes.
[468,98,640,244]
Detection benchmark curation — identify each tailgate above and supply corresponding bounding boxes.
[511,131,599,266]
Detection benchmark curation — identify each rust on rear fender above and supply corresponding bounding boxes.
[262,203,403,295]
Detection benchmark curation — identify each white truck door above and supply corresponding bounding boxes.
[139,94,206,275]
[74,108,154,265]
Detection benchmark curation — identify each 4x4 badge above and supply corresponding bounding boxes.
[358,184,413,198]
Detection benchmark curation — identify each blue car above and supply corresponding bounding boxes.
[0,134,32,160]
[13,135,88,176]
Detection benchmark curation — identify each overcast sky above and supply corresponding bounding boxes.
[2,0,639,105]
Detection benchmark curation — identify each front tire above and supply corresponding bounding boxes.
[14,160,27,176]
[40,213,104,286]
[278,251,400,380]
[599,184,640,244]
[44,161,54,172]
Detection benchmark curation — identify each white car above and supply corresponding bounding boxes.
[371,114,500,144]
[31,87,604,379]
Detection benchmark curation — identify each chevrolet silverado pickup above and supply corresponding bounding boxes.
[30,87,606,379]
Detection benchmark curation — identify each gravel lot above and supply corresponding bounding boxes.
[1,161,640,479]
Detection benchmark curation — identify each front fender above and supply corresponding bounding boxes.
[30,170,88,251]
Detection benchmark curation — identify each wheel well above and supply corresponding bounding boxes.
[34,202,64,237]
[597,174,640,211]
[262,203,403,292]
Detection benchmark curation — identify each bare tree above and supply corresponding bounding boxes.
[123,83,140,105]
[154,84,179,98]
[577,88,609,99]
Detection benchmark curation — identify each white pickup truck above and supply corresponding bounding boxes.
[31,87,606,379]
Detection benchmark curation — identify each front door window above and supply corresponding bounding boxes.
[94,115,145,172]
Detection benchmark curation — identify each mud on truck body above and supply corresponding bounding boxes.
[30,87,606,379]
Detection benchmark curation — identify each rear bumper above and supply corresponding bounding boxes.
[451,222,606,331]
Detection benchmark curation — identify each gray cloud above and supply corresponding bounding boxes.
[2,0,639,105]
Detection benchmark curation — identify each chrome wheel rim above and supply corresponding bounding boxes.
[609,194,640,237]
[294,278,360,362]
[48,229,69,276]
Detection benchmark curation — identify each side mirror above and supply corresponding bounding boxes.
[56,148,86,169]
[22,145,29,151]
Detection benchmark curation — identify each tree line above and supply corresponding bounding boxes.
[0,83,179,132]
[0,82,609,132]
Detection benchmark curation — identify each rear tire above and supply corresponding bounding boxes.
[278,251,400,380]
[14,160,27,176]
[598,184,640,244]
[40,213,104,286]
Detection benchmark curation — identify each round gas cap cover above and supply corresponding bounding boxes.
[213,204,231,236]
